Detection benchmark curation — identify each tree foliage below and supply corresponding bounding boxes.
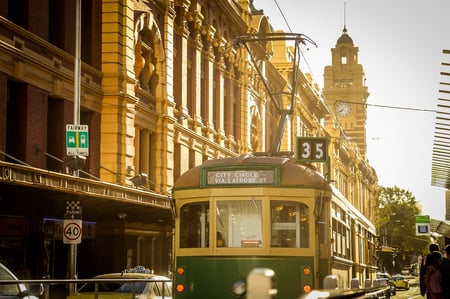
[375,186,429,273]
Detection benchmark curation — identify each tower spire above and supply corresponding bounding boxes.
[343,0,347,32]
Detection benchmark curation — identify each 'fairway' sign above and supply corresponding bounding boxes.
[66,124,89,156]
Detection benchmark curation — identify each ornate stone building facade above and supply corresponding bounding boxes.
[0,0,377,289]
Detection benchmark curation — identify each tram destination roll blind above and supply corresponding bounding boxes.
[206,169,275,186]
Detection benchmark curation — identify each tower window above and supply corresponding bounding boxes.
[341,55,347,64]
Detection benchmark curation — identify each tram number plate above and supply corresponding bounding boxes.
[296,137,328,162]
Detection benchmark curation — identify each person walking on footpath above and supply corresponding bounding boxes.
[425,251,444,299]
[440,245,450,299]
[421,244,440,297]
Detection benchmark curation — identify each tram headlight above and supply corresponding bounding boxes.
[232,279,246,296]
[303,284,312,293]
[302,266,311,276]
[176,283,185,293]
[176,267,185,275]
[301,266,313,293]
[175,266,186,293]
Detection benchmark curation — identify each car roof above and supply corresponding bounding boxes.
[94,273,170,281]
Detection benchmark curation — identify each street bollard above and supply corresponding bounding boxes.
[246,268,277,299]
[323,275,338,289]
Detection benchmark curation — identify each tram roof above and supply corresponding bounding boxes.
[173,154,331,191]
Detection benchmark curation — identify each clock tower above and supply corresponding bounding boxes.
[323,26,369,157]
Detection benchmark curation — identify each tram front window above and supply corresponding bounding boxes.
[271,201,309,248]
[216,200,262,248]
[180,202,209,248]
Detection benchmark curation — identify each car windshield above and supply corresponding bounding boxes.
[77,281,146,293]
[116,281,147,293]
[0,264,21,296]
[77,278,171,296]
[377,273,391,279]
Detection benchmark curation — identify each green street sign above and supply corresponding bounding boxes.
[66,124,89,156]
[415,215,430,235]
[415,215,430,224]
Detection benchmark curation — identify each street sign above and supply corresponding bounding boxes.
[63,219,82,244]
[415,215,430,236]
[66,124,89,156]
[65,200,82,219]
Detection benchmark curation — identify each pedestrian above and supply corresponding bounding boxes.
[425,251,444,299]
[440,244,450,299]
[421,243,440,297]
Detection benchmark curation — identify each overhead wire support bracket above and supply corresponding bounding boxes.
[233,32,317,153]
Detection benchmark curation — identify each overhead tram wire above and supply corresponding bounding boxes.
[271,0,322,88]
[273,0,293,33]
[234,32,317,153]
[338,100,438,113]
[367,103,436,113]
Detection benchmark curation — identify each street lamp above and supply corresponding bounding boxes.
[130,173,148,187]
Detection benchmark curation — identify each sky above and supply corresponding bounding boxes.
[254,0,450,220]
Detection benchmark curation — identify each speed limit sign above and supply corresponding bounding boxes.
[63,219,82,244]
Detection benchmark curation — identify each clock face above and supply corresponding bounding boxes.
[335,101,351,117]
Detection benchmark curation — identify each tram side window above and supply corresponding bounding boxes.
[216,200,262,248]
[179,202,209,248]
[271,201,309,248]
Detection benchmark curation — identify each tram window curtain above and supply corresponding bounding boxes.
[179,202,210,248]
[216,200,262,248]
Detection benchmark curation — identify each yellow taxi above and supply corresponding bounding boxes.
[392,274,410,290]
[66,266,171,299]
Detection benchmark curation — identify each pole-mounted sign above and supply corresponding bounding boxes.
[63,220,82,244]
[296,137,328,162]
[66,124,89,156]
[415,215,430,236]
[63,200,82,244]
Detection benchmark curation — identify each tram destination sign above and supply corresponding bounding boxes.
[205,169,275,186]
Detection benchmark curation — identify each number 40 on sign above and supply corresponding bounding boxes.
[63,219,82,244]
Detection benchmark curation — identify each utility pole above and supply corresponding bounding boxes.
[68,0,82,294]
[233,33,316,154]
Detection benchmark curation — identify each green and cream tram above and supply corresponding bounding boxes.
[172,154,376,299]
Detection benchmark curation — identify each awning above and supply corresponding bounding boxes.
[0,161,173,225]
[430,218,450,238]
[431,49,450,188]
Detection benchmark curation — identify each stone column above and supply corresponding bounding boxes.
[202,25,216,140]
[187,11,204,134]
[101,0,137,183]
